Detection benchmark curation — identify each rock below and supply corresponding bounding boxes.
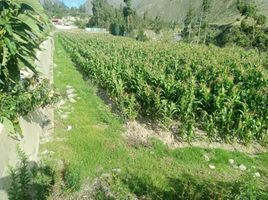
[41,150,55,156]
[254,172,260,177]
[69,98,77,103]
[239,164,247,171]
[67,88,75,95]
[232,165,238,169]
[209,164,216,170]
[204,154,210,162]
[67,125,72,131]
[41,150,49,155]
[40,137,51,144]
[61,114,68,119]
[68,93,77,99]
[229,159,235,165]
[112,168,121,173]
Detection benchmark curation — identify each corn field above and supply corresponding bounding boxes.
[59,32,268,144]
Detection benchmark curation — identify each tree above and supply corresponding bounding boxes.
[236,0,257,19]
[183,6,195,41]
[0,0,45,90]
[256,15,267,27]
[202,0,212,43]
[89,0,116,28]
[197,0,212,44]
[236,0,265,46]
[123,0,133,32]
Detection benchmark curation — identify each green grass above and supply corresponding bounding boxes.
[42,34,268,199]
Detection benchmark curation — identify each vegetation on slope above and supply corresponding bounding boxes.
[83,0,268,24]
[182,0,268,52]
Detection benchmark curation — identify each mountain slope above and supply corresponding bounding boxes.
[83,0,268,24]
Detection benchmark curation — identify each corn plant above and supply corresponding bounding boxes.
[58,33,268,144]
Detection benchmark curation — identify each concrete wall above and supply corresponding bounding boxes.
[0,37,54,199]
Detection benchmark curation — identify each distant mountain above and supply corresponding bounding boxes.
[39,0,59,4]
[83,0,268,24]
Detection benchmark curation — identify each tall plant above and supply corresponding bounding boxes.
[0,0,45,91]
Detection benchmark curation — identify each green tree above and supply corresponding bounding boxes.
[202,0,212,43]
[256,14,267,27]
[197,0,212,43]
[236,0,257,19]
[0,0,45,90]
[123,0,133,32]
[183,5,195,41]
[89,0,117,28]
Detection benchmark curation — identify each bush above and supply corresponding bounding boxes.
[109,23,125,36]
[8,148,55,200]
[136,29,148,42]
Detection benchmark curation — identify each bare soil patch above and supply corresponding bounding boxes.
[124,121,267,154]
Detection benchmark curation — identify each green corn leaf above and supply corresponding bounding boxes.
[4,37,17,55]
[19,3,34,14]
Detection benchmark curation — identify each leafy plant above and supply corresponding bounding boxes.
[0,0,46,90]
[8,147,55,200]
[0,0,58,136]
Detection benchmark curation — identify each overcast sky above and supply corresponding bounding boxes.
[62,0,86,8]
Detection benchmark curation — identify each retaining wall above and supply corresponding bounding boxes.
[0,37,54,199]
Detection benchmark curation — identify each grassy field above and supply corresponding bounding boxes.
[40,34,268,199]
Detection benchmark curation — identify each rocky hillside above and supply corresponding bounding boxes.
[83,0,268,24]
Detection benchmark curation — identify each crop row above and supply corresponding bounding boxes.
[58,32,268,144]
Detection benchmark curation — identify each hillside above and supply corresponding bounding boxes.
[83,0,268,24]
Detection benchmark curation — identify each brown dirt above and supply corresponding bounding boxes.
[124,120,267,155]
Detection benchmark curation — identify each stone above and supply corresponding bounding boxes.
[229,159,235,165]
[67,88,75,94]
[40,137,51,144]
[112,168,121,173]
[254,172,260,177]
[61,114,68,119]
[69,98,77,103]
[68,93,77,99]
[209,164,216,169]
[204,154,210,162]
[67,125,72,131]
[239,164,247,171]
[41,150,49,155]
